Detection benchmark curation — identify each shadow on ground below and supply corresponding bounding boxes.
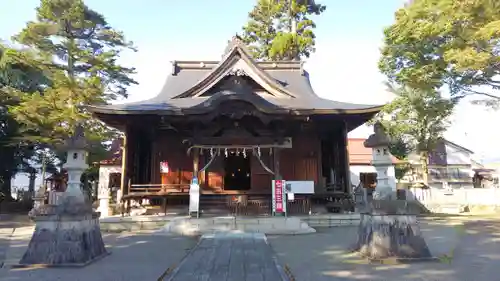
[267,219,500,281]
[1,215,500,281]
[0,233,197,281]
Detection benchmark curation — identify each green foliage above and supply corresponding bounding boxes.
[7,0,136,146]
[1,0,137,193]
[0,45,48,199]
[388,137,411,160]
[373,84,457,183]
[241,0,326,60]
[389,137,412,180]
[379,0,500,105]
[14,0,137,100]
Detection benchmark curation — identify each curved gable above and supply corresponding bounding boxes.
[173,36,296,99]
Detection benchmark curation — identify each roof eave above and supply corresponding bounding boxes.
[87,105,383,117]
[86,105,182,116]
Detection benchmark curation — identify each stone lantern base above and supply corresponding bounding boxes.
[18,195,109,267]
[351,200,436,262]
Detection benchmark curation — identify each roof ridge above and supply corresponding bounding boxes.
[173,60,303,71]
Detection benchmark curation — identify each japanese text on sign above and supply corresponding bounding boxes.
[274,180,284,213]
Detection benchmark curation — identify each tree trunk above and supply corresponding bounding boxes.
[28,172,36,193]
[420,152,429,185]
[352,208,433,261]
[0,171,14,201]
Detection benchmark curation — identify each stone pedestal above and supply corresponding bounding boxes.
[19,195,109,267]
[96,178,110,217]
[352,201,434,261]
[96,194,110,217]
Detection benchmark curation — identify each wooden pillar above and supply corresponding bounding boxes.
[193,148,200,181]
[150,136,160,185]
[119,131,128,216]
[342,121,351,194]
[273,148,282,180]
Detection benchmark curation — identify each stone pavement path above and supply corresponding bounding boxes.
[165,232,289,281]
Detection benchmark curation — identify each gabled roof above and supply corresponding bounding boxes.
[442,138,474,154]
[173,36,296,99]
[88,36,383,117]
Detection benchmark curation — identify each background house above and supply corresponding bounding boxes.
[401,139,474,189]
[348,138,482,189]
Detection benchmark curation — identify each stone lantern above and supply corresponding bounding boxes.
[62,125,88,200]
[363,122,397,199]
[19,125,109,267]
[352,122,434,262]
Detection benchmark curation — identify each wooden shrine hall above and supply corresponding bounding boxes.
[88,36,383,215]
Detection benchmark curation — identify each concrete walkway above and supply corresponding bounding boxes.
[164,232,289,281]
[268,219,500,281]
[0,230,197,281]
[447,220,500,281]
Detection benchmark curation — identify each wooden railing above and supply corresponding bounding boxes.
[128,183,190,195]
[122,185,355,216]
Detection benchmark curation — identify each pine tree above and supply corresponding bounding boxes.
[240,0,326,60]
[241,0,284,60]
[9,0,137,145]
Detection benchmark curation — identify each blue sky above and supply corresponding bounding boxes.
[2,0,500,180]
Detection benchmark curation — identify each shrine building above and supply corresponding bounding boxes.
[89,37,383,215]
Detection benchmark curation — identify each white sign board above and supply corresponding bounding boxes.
[285,181,315,194]
[189,183,200,215]
[287,192,295,201]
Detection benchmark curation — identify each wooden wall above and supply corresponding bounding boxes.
[154,134,194,186]
[280,135,321,184]
[149,133,322,194]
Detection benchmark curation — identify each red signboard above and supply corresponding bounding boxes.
[274,180,284,213]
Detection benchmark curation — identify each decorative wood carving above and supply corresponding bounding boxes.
[218,76,253,93]
[226,68,247,77]
[217,100,257,117]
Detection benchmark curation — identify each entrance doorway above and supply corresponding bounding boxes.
[224,152,251,190]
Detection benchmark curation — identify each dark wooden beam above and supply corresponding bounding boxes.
[188,136,289,146]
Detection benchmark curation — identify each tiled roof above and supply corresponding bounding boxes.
[88,36,383,116]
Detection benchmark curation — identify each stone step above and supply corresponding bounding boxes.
[156,216,316,236]
[301,214,361,227]
[99,214,363,232]
[437,205,467,214]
